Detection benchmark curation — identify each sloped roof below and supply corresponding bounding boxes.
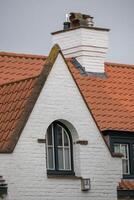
[117,180,134,197]
[0,78,39,151]
[68,60,134,132]
[118,180,134,190]
[0,46,134,152]
[0,52,45,85]
[0,52,46,152]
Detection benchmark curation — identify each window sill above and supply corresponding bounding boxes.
[123,175,134,179]
[118,190,134,198]
[47,170,81,179]
[47,174,81,179]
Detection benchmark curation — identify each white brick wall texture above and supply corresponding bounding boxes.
[0,54,122,200]
[52,28,109,73]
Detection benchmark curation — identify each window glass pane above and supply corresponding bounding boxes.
[48,147,54,169]
[58,147,64,169]
[132,144,134,174]
[56,125,62,146]
[122,159,129,174]
[47,126,53,145]
[121,145,127,158]
[64,131,69,146]
[132,144,134,158]
[65,148,70,170]
[114,144,120,153]
[125,145,129,159]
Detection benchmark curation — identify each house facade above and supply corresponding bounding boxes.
[0,13,134,200]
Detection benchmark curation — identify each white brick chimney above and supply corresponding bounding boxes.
[52,12,109,73]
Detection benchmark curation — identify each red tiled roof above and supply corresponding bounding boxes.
[0,78,38,152]
[68,60,134,132]
[118,180,134,190]
[0,47,134,152]
[0,52,46,152]
[0,52,46,85]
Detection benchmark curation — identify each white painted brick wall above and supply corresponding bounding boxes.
[52,28,109,73]
[0,54,122,200]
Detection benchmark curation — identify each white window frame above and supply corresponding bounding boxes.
[46,124,55,170]
[46,122,72,172]
[114,143,130,175]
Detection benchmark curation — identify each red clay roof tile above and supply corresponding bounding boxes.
[0,74,38,152]
[68,60,134,132]
[0,50,134,152]
[0,52,45,85]
[118,180,134,190]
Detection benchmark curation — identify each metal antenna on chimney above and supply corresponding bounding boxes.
[63,14,71,30]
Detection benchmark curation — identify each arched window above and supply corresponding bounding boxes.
[46,121,74,175]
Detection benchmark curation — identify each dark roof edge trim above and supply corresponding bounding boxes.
[102,130,134,136]
[118,189,134,198]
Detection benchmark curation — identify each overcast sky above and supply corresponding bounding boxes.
[0,0,134,64]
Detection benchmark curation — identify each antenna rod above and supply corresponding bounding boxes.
[66,14,70,22]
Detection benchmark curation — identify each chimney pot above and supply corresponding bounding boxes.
[63,22,70,30]
[69,12,94,28]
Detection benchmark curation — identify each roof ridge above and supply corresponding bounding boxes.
[105,62,134,68]
[0,51,47,60]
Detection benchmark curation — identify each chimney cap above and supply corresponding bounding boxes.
[52,26,110,35]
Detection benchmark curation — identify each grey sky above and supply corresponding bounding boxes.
[0,0,134,64]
